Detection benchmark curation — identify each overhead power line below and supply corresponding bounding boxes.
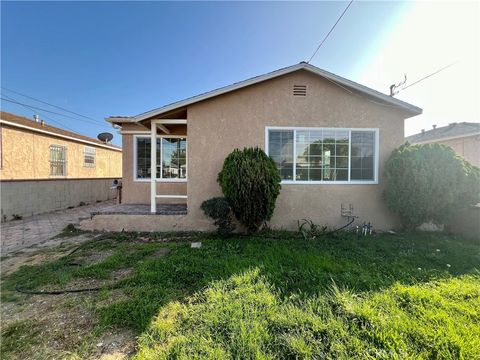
[1,86,103,124]
[2,94,77,132]
[307,0,354,63]
[0,97,111,129]
[402,61,458,91]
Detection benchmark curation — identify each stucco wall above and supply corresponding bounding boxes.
[432,135,480,167]
[1,178,118,220]
[121,124,187,204]
[185,70,408,231]
[0,125,122,180]
[108,70,413,232]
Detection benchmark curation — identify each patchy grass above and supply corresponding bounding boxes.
[1,320,42,356]
[51,223,88,239]
[1,231,479,358]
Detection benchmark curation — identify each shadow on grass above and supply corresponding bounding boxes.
[2,231,479,336]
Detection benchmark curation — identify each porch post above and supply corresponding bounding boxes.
[150,121,157,213]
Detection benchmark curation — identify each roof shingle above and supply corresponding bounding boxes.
[406,122,480,144]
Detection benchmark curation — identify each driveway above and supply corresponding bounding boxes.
[1,200,115,256]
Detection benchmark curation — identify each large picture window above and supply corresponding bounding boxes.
[266,127,378,183]
[135,136,187,181]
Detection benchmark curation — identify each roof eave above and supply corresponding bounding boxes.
[111,63,423,123]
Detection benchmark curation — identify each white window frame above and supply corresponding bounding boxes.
[133,134,187,183]
[83,146,96,168]
[265,126,379,185]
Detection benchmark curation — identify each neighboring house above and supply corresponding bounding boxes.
[83,62,422,232]
[0,111,122,220]
[406,122,480,167]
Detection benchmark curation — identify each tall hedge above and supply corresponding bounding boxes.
[384,143,480,228]
[217,147,281,232]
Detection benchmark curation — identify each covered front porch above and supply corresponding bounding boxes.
[147,117,188,213]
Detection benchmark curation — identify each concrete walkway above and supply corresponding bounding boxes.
[1,200,115,256]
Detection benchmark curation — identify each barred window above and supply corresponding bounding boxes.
[50,145,67,176]
[84,146,96,167]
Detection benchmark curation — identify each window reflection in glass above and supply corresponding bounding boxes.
[162,138,187,179]
[268,131,294,180]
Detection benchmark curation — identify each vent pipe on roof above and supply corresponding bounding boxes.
[432,124,437,129]
[33,114,40,123]
[421,129,425,134]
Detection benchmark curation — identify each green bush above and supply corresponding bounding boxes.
[217,147,281,232]
[200,197,235,236]
[384,143,480,228]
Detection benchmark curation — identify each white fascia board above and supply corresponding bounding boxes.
[131,63,422,122]
[0,119,122,152]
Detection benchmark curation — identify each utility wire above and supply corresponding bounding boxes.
[0,97,111,129]
[1,86,103,124]
[401,61,458,91]
[307,0,354,63]
[2,94,78,132]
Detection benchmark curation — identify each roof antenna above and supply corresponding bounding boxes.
[389,74,407,97]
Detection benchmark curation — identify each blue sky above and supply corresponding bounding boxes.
[2,1,416,146]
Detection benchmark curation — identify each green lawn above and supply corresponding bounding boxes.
[1,231,479,359]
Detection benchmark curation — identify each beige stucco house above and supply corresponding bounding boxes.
[81,63,422,232]
[406,122,480,167]
[0,111,122,219]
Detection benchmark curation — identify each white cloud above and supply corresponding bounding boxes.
[359,1,480,136]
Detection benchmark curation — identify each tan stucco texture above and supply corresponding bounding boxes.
[110,69,412,232]
[0,126,122,180]
[433,135,480,167]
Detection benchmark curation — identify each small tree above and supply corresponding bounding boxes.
[217,147,281,232]
[384,143,480,229]
[200,197,235,236]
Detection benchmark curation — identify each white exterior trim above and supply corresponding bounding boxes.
[125,63,421,122]
[150,122,157,213]
[265,126,379,185]
[0,119,122,152]
[152,119,187,124]
[119,130,150,135]
[133,134,188,183]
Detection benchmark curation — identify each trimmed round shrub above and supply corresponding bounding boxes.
[217,147,281,232]
[384,143,480,229]
[200,197,235,236]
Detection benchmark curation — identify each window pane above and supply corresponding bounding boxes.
[136,138,160,179]
[84,147,96,167]
[50,145,66,176]
[268,130,294,180]
[162,138,187,179]
[350,131,375,181]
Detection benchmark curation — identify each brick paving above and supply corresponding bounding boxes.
[1,200,116,256]
[91,203,187,216]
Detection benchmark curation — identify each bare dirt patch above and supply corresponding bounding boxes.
[1,237,138,359]
[1,291,136,359]
[1,234,94,277]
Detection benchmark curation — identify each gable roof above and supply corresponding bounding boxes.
[0,111,122,151]
[107,62,422,124]
[406,122,480,144]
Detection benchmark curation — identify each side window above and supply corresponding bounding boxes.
[50,145,67,176]
[84,146,96,167]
